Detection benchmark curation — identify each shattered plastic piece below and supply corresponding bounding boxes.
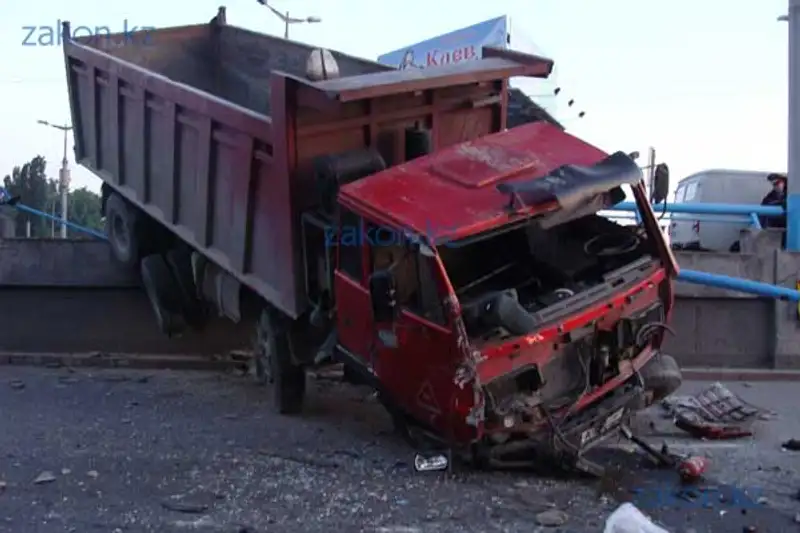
[603,503,670,533]
[660,382,765,439]
[413,453,448,472]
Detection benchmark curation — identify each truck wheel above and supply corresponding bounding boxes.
[140,254,186,337]
[105,193,141,268]
[165,248,205,330]
[253,309,306,414]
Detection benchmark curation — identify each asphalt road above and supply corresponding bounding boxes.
[1,367,798,532]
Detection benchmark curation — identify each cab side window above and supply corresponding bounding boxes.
[416,253,446,325]
[367,224,446,326]
[338,209,363,281]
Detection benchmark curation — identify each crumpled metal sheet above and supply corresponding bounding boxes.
[660,382,767,439]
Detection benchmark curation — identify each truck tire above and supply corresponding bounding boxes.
[315,149,386,215]
[253,309,306,414]
[105,193,141,268]
[164,248,205,330]
[140,254,186,337]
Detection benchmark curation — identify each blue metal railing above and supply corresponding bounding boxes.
[609,199,800,300]
[606,201,783,231]
[0,187,106,240]
[611,201,783,218]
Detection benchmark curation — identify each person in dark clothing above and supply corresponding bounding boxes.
[759,173,787,229]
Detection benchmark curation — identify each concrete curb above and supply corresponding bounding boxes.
[682,367,800,382]
[0,352,249,372]
[3,353,799,383]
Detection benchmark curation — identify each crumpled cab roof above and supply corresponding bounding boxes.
[339,122,608,243]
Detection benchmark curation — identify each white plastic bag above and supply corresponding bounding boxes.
[603,503,671,533]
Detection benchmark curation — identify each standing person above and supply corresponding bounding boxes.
[759,173,787,229]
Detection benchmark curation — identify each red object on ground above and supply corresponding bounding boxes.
[678,456,709,482]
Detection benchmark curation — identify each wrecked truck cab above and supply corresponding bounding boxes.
[335,121,680,467]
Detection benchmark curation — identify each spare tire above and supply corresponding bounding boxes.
[315,149,386,215]
[105,193,140,268]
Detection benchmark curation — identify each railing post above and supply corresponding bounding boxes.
[787,0,800,249]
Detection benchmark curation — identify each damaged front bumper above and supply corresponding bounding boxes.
[479,380,644,473]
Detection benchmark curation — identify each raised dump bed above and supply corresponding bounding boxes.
[71,7,391,116]
[63,5,553,318]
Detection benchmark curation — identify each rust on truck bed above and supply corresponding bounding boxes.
[62,6,556,318]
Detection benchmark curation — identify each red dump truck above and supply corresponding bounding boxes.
[63,7,681,470]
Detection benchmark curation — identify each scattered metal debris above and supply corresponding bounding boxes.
[660,382,766,439]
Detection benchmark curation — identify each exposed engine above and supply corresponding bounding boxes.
[439,211,670,450]
[443,213,657,342]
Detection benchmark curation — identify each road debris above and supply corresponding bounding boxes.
[8,379,24,390]
[603,502,669,533]
[781,438,800,451]
[413,453,449,472]
[677,456,709,483]
[33,471,56,484]
[660,382,766,439]
[161,499,210,514]
[536,509,568,527]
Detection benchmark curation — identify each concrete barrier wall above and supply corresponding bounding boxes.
[666,229,800,369]
[0,238,138,287]
[4,233,800,368]
[0,238,250,355]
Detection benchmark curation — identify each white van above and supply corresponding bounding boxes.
[668,169,778,251]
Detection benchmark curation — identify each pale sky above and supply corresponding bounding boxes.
[0,0,790,193]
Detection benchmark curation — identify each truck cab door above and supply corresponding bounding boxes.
[333,208,373,370]
[365,230,456,428]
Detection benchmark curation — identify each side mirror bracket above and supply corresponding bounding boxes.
[651,163,670,204]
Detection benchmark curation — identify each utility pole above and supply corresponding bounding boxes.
[255,0,321,39]
[779,1,800,249]
[37,119,72,239]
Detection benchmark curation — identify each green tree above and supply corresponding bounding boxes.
[67,187,103,238]
[2,155,55,238]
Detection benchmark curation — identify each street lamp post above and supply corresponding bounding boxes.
[255,0,321,39]
[37,119,73,239]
